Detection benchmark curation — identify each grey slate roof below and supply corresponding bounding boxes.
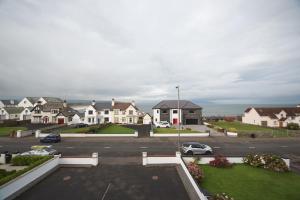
[93,101,112,111]
[1,100,19,106]
[152,100,202,109]
[26,97,40,104]
[3,107,24,114]
[57,107,79,117]
[42,97,63,103]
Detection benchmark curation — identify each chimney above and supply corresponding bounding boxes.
[63,100,67,108]
[297,104,300,108]
[131,100,135,106]
[92,100,96,106]
[10,100,14,105]
[112,98,115,107]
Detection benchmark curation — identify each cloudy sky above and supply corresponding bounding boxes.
[0,0,300,104]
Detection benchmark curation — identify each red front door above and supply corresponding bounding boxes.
[58,118,64,124]
[173,118,178,124]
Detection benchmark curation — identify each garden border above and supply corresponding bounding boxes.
[35,130,138,138]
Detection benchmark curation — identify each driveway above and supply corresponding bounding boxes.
[183,125,224,136]
[123,124,151,138]
[16,165,190,200]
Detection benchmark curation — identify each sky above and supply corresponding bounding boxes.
[0,0,300,104]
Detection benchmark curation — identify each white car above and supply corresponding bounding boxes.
[155,121,171,128]
[21,145,57,156]
[181,142,213,155]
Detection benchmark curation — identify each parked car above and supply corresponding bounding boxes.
[40,134,61,143]
[181,142,213,155]
[155,121,171,128]
[75,123,89,128]
[21,145,57,156]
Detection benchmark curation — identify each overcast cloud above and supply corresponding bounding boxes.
[0,0,300,103]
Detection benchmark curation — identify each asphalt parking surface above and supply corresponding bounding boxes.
[15,165,190,200]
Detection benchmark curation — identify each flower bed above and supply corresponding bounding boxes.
[243,154,289,172]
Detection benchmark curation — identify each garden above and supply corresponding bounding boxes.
[209,120,299,137]
[187,154,300,200]
[0,126,27,137]
[153,127,201,134]
[0,155,52,186]
[60,124,135,134]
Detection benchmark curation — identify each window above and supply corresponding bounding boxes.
[189,110,194,114]
[24,100,27,104]
[162,110,167,114]
[88,110,93,115]
[25,110,28,113]
[88,118,91,123]
[122,117,126,122]
[114,110,119,115]
[51,109,59,114]
[157,110,159,114]
[122,111,126,115]
[92,118,94,122]
[104,117,109,122]
[129,110,133,115]
[129,117,133,123]
[104,110,109,115]
[15,115,18,117]
[274,121,277,125]
[114,117,119,123]
[155,118,157,122]
[173,110,178,114]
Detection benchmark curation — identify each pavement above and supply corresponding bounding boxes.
[15,165,190,200]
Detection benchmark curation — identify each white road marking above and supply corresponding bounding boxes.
[139,147,148,149]
[65,146,74,149]
[248,146,256,149]
[104,146,111,149]
[213,147,221,149]
[100,183,111,200]
[0,146,3,148]
[280,146,288,148]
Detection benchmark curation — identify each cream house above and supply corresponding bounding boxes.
[242,107,300,128]
[111,99,139,124]
[18,97,39,108]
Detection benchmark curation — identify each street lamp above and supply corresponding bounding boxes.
[176,86,180,152]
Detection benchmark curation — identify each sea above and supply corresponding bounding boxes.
[136,103,297,117]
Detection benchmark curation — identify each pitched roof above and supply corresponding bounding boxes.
[152,100,202,109]
[25,97,40,104]
[57,107,79,117]
[93,101,112,111]
[42,97,63,103]
[250,107,300,119]
[113,102,137,111]
[1,99,19,106]
[3,107,24,114]
[244,107,252,113]
[39,102,64,112]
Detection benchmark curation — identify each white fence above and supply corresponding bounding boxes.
[142,152,207,200]
[0,153,99,200]
[36,130,138,138]
[150,131,209,137]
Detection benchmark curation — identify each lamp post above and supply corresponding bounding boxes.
[176,86,180,152]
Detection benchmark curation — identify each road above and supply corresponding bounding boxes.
[0,136,299,158]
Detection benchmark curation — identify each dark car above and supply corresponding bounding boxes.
[40,134,61,143]
[75,123,88,128]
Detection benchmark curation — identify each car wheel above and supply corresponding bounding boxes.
[206,151,212,155]
[157,126,160,128]
[187,151,193,156]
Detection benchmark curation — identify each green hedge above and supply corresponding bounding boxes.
[0,156,53,186]
[12,155,50,166]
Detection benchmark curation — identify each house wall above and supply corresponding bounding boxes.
[19,108,31,121]
[0,101,4,108]
[97,110,112,124]
[182,109,202,125]
[143,115,152,124]
[18,98,34,108]
[284,116,300,126]
[153,109,160,123]
[69,114,83,125]
[84,106,97,125]
[9,113,20,120]
[0,108,9,120]
[242,108,280,127]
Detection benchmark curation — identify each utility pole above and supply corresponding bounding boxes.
[176,86,180,152]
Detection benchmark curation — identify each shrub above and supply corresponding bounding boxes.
[227,128,237,133]
[88,127,98,133]
[217,128,225,133]
[209,155,232,168]
[12,155,50,166]
[211,193,234,200]
[243,154,288,172]
[224,116,235,122]
[187,162,204,183]
[287,123,299,130]
[186,128,192,131]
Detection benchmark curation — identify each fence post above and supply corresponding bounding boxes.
[35,130,41,138]
[142,152,147,166]
[16,130,22,138]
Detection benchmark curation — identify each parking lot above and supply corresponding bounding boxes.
[16,165,190,200]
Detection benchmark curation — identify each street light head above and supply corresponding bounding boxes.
[176,86,179,89]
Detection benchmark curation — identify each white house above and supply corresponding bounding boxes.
[0,107,25,120]
[83,100,112,125]
[18,97,39,108]
[19,107,32,120]
[142,113,152,124]
[242,107,300,128]
[31,102,65,124]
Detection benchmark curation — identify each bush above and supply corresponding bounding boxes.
[211,193,234,200]
[209,155,232,168]
[12,155,50,166]
[186,128,192,131]
[224,116,235,122]
[227,128,237,133]
[88,127,98,133]
[287,123,299,130]
[243,154,288,172]
[187,162,204,183]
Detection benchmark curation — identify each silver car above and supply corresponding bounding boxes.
[181,142,213,155]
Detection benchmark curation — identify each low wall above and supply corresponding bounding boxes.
[0,153,99,200]
[142,152,207,200]
[36,130,138,138]
[227,132,238,137]
[150,131,209,137]
[16,130,34,138]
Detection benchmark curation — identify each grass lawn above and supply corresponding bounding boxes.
[201,164,300,200]
[60,126,95,133]
[96,124,135,134]
[0,127,28,136]
[154,127,200,133]
[211,120,289,135]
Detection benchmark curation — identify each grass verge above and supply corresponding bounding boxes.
[0,127,28,136]
[154,127,200,133]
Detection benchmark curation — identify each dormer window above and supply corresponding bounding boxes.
[88,110,93,115]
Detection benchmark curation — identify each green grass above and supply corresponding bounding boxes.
[96,124,135,134]
[0,127,28,136]
[200,164,300,200]
[211,120,290,135]
[61,124,135,134]
[154,128,200,133]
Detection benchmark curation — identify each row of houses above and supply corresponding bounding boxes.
[242,105,300,128]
